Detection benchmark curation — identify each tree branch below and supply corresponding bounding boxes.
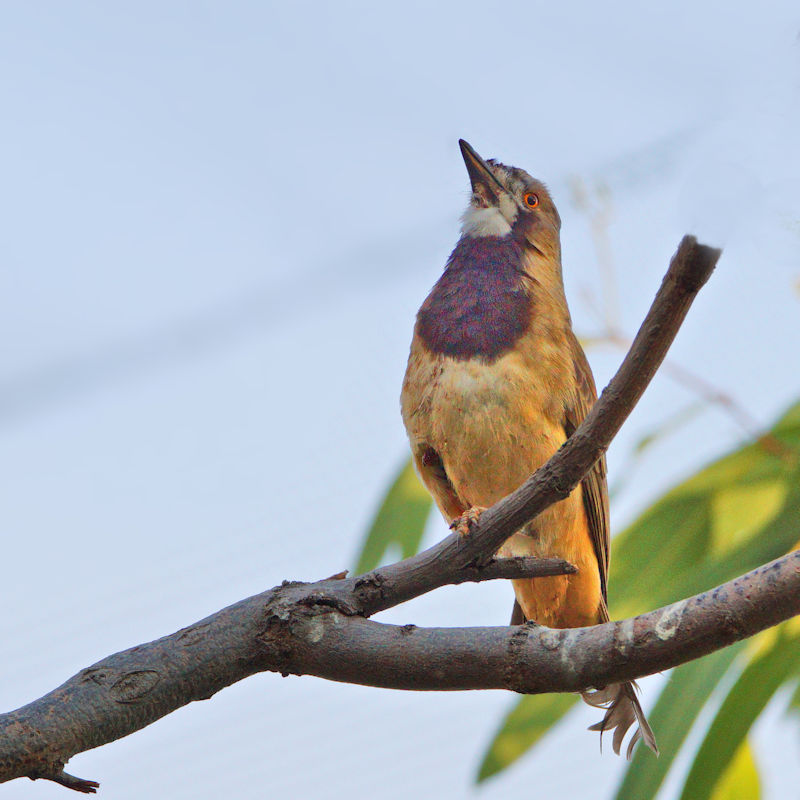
[0,237,732,793]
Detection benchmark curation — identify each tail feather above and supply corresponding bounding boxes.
[583,681,658,758]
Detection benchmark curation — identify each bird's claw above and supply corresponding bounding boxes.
[450,506,487,537]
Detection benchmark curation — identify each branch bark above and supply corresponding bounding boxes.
[0,237,744,794]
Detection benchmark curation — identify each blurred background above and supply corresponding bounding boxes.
[2,2,799,798]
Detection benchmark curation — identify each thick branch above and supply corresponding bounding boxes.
[2,551,797,791]
[0,237,725,791]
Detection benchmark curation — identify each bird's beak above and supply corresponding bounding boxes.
[459,139,506,203]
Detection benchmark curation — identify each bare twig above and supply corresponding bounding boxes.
[0,237,729,793]
[454,556,577,583]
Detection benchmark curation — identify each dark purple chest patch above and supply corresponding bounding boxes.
[416,237,532,362]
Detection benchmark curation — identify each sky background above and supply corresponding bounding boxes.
[2,2,799,798]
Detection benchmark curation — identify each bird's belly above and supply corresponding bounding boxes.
[408,352,601,627]
[426,354,566,514]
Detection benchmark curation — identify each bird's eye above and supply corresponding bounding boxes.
[523,192,539,208]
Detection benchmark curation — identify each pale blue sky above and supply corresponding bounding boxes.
[2,3,799,798]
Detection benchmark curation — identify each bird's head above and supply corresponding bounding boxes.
[458,139,561,259]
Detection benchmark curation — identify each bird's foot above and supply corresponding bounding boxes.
[450,506,487,537]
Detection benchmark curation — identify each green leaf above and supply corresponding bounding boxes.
[678,627,800,800]
[614,642,746,800]
[354,458,432,574]
[476,693,578,782]
[709,739,760,800]
[610,400,800,620]
[708,478,789,557]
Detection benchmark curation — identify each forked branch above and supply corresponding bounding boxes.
[2,237,767,797]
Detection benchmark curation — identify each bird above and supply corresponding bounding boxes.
[400,139,657,758]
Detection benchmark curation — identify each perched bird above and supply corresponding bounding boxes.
[400,140,657,757]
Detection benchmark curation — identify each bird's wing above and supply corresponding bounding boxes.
[564,333,610,604]
[509,600,526,625]
[412,444,469,522]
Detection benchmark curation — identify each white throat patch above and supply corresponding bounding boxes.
[460,194,519,238]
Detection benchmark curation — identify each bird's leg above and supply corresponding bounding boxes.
[450,506,487,537]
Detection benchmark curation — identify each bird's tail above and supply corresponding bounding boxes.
[582,681,659,759]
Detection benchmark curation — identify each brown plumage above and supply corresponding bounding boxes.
[400,140,657,757]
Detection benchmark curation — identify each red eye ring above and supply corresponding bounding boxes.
[523,192,539,208]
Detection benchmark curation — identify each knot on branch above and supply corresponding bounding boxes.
[80,666,162,704]
[259,596,298,676]
[503,623,538,693]
[296,591,360,617]
[258,583,366,677]
[352,572,387,610]
[537,463,575,501]
[109,671,161,704]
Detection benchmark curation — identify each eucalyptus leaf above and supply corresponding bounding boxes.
[610,400,800,620]
[614,643,745,800]
[678,627,800,800]
[708,739,760,800]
